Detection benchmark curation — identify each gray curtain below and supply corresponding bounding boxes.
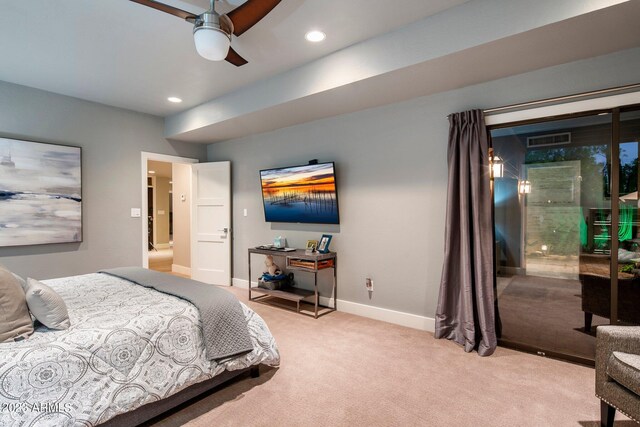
[434,109,497,356]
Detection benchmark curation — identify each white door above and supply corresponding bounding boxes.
[191,162,231,285]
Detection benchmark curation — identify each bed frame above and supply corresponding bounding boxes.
[99,365,260,427]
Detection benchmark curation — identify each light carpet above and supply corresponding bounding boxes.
[147,287,632,427]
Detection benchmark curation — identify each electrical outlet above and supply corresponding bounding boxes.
[366,278,373,291]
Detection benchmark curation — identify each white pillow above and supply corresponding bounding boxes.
[25,278,70,330]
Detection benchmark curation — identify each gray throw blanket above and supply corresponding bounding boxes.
[99,267,253,361]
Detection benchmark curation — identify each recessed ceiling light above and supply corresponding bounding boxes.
[305,30,326,42]
[149,170,156,174]
[167,97,183,103]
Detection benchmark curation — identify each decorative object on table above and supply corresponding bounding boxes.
[317,234,332,253]
[273,235,287,248]
[264,255,281,276]
[258,256,293,290]
[259,162,340,224]
[0,137,82,247]
[305,239,318,254]
[258,272,294,291]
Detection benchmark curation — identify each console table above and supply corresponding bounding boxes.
[247,247,337,318]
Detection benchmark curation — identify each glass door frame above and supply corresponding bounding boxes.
[489,104,640,366]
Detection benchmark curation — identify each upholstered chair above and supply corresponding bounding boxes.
[595,326,640,426]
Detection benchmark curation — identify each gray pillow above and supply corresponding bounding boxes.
[0,263,28,293]
[0,267,34,343]
[25,278,71,330]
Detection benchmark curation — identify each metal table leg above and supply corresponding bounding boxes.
[314,271,318,318]
[333,258,337,311]
[248,251,252,301]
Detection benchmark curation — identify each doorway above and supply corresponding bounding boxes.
[141,152,198,277]
[147,160,174,273]
[491,106,640,364]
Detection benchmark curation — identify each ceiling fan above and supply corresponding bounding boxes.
[130,0,281,66]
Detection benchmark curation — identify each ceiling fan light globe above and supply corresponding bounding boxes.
[194,27,231,61]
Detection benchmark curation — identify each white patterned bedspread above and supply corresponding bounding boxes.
[0,273,280,427]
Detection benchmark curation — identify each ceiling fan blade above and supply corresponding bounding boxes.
[225,47,248,67]
[226,0,281,37]
[129,0,197,21]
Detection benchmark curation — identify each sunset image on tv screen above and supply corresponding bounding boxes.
[260,163,339,224]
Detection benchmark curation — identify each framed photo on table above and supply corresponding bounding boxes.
[305,240,318,251]
[317,234,332,253]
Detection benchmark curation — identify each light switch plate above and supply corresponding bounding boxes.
[131,208,141,218]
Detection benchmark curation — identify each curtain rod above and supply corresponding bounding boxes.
[446,82,640,119]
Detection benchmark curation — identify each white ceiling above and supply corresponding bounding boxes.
[164,0,640,142]
[1,0,637,144]
[0,0,468,117]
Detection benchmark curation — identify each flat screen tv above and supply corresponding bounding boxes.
[260,162,340,224]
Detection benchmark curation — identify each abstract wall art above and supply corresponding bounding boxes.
[0,137,82,247]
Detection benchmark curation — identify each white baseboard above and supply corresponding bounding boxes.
[232,278,254,289]
[320,296,435,332]
[172,264,191,275]
[231,277,434,332]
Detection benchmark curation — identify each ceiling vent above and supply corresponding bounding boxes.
[527,132,571,148]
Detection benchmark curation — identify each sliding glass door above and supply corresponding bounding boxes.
[490,108,640,363]
[614,108,640,331]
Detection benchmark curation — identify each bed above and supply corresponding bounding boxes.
[0,272,280,427]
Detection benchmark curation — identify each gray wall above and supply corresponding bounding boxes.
[0,81,207,279]
[207,47,640,318]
